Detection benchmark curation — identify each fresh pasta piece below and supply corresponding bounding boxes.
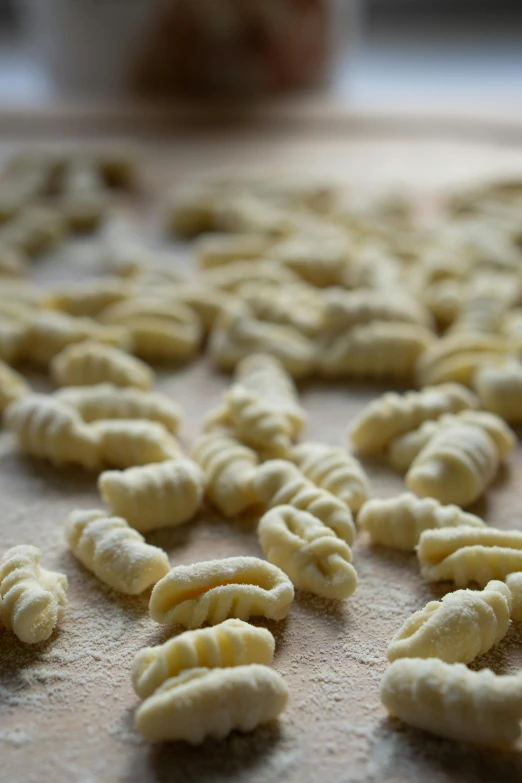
[135,665,288,743]
[415,333,517,388]
[92,419,182,468]
[203,259,300,292]
[418,526,522,586]
[195,233,271,268]
[387,580,511,663]
[271,235,348,287]
[320,321,434,380]
[98,458,204,532]
[358,493,485,552]
[45,278,129,317]
[51,341,154,390]
[225,385,293,458]
[474,360,522,422]
[506,573,522,621]
[253,460,355,545]
[191,430,259,516]
[60,159,109,232]
[149,556,294,627]
[406,423,500,507]
[238,281,325,338]
[0,545,67,644]
[0,359,30,412]
[132,618,275,698]
[291,442,369,512]
[165,285,237,332]
[55,384,182,432]
[323,287,432,333]
[349,383,479,456]
[65,509,170,595]
[5,394,101,470]
[380,658,522,746]
[258,506,357,599]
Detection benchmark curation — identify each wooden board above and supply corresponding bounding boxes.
[3,104,522,783]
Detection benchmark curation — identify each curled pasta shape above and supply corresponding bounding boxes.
[358,493,484,552]
[387,580,511,663]
[191,430,259,517]
[271,235,348,287]
[380,658,522,746]
[92,419,182,468]
[474,360,522,423]
[225,385,293,458]
[45,277,129,317]
[5,394,101,470]
[418,526,522,586]
[203,259,300,292]
[320,321,434,380]
[238,281,325,338]
[149,556,294,628]
[506,573,522,621]
[99,458,204,532]
[415,333,516,388]
[349,383,478,456]
[0,545,67,643]
[163,284,237,332]
[51,341,154,390]
[135,665,288,743]
[406,423,500,507]
[323,287,432,333]
[0,358,29,412]
[132,618,275,698]
[195,232,271,269]
[291,442,369,512]
[55,383,182,432]
[252,460,355,545]
[65,509,170,595]
[258,506,357,599]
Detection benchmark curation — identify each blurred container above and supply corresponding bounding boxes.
[21,0,352,97]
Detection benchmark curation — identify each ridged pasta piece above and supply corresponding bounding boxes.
[51,341,154,390]
[506,573,522,621]
[422,278,465,329]
[5,394,101,470]
[271,235,348,287]
[291,442,369,512]
[238,281,325,338]
[163,285,238,332]
[149,556,294,628]
[320,321,434,380]
[191,430,259,516]
[195,232,271,268]
[415,333,517,388]
[0,545,67,643]
[0,359,29,412]
[381,658,522,746]
[65,509,170,595]
[225,385,293,458]
[132,618,275,698]
[358,493,485,552]
[388,410,516,472]
[417,526,522,586]
[92,419,182,468]
[135,665,288,743]
[252,460,355,545]
[323,287,432,333]
[447,274,515,336]
[474,360,522,422]
[258,506,357,599]
[406,423,500,507]
[349,383,479,456]
[55,383,182,432]
[99,458,204,532]
[203,259,300,292]
[45,278,129,317]
[387,580,511,663]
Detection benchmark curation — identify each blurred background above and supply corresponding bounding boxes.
[0,0,520,105]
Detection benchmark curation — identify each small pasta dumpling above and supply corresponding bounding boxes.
[164,284,238,333]
[135,665,289,743]
[225,385,293,458]
[92,419,182,468]
[271,234,348,287]
[195,232,272,269]
[506,573,522,621]
[258,506,357,599]
[65,509,170,595]
[149,556,294,628]
[387,580,511,663]
[0,545,67,643]
[202,259,300,292]
[51,341,154,390]
[0,358,30,412]
[291,442,369,513]
[132,618,275,698]
[322,287,432,333]
[474,360,522,423]
[415,333,516,388]
[98,458,204,532]
[45,277,130,317]
[238,281,325,338]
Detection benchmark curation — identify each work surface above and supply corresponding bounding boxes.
[3,106,522,783]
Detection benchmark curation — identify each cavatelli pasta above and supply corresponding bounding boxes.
[51,341,154,390]
[474,360,522,422]
[291,442,369,512]
[0,359,30,412]
[92,419,182,468]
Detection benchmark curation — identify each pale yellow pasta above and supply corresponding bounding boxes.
[506,573,522,621]
[135,665,288,743]
[92,419,182,468]
[448,273,515,336]
[99,458,204,532]
[291,442,369,512]
[258,506,357,599]
[203,259,300,292]
[0,359,30,412]
[132,618,275,698]
[1,204,67,256]
[55,383,182,432]
[225,385,293,458]
[474,360,522,422]
[60,159,109,232]
[51,341,154,390]
[191,430,259,517]
[422,278,465,329]
[320,321,434,380]
[195,232,271,268]
[0,545,67,644]
[406,423,500,507]
[45,278,129,317]
[323,287,432,333]
[387,580,511,663]
[252,460,355,545]
[238,281,325,338]
[380,658,522,746]
[358,493,485,552]
[417,526,522,586]
[164,284,237,332]
[149,556,294,628]
[65,509,170,595]
[415,333,517,388]
[271,235,348,287]
[5,394,101,470]
[0,319,26,364]
[101,218,151,278]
